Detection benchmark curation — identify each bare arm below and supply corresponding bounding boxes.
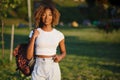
[54,39,66,62]
[59,39,66,59]
[27,29,39,60]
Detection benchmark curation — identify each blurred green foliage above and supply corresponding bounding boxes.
[0,0,24,19]
[1,0,120,26]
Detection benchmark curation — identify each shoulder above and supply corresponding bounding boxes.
[37,28,41,32]
[29,28,41,38]
[54,28,65,40]
[29,28,40,34]
[53,28,64,35]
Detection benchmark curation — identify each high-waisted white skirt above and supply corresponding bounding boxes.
[31,57,61,80]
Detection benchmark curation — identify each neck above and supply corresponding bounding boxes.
[42,25,53,31]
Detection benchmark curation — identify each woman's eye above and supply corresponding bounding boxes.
[49,14,52,16]
[42,14,45,16]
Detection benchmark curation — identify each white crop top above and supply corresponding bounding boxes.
[29,28,64,55]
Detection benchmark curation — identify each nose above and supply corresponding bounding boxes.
[45,15,49,20]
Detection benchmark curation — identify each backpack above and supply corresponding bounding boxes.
[13,43,35,76]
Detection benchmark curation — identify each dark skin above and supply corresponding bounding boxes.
[27,8,66,62]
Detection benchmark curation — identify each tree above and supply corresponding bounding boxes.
[0,0,24,59]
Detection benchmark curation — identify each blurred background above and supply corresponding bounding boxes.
[0,0,120,80]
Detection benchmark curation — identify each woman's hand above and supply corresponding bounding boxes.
[33,29,39,38]
[53,55,63,62]
[54,39,66,63]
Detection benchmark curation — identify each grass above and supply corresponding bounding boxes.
[0,26,120,80]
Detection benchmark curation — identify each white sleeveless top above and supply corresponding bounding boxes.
[29,28,64,55]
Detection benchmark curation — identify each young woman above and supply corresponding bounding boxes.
[27,2,66,80]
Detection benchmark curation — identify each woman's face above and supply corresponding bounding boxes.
[41,8,53,26]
